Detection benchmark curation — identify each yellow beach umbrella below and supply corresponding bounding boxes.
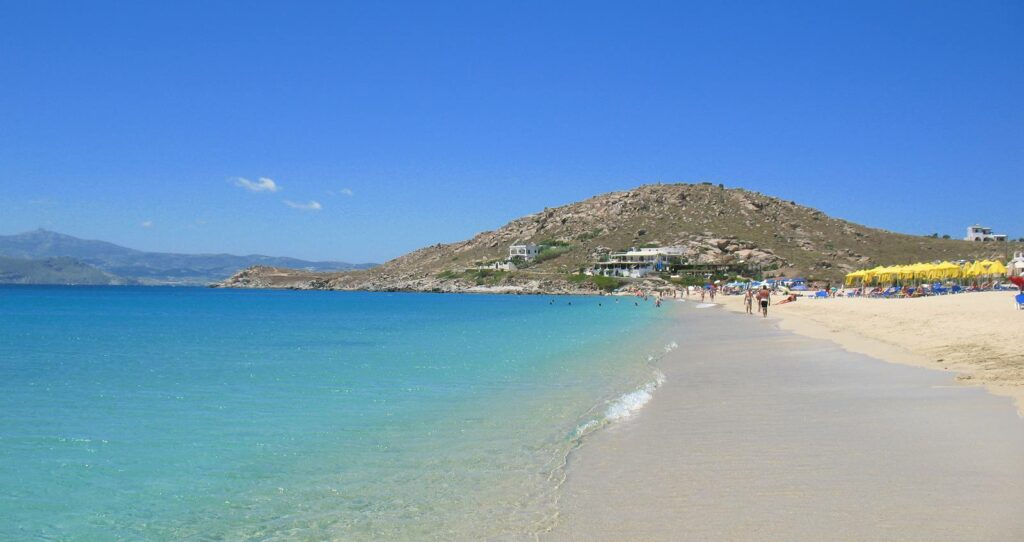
[910,263,933,282]
[862,266,885,284]
[878,265,903,284]
[977,260,996,277]
[933,261,960,280]
[988,260,1008,276]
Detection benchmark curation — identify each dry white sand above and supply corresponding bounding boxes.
[545,301,1024,541]
[719,290,1024,415]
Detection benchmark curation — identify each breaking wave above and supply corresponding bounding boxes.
[572,341,677,439]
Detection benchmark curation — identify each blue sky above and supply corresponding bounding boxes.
[1,1,1021,262]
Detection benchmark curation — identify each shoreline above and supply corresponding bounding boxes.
[546,299,1024,541]
[716,291,1024,416]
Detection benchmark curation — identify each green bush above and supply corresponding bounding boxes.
[568,274,624,292]
[532,245,572,264]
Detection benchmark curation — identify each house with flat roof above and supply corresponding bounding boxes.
[589,246,685,278]
[509,243,541,261]
[965,225,1007,242]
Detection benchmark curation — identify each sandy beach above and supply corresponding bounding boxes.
[718,291,1024,415]
[546,299,1024,541]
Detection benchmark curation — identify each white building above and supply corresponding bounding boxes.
[1010,251,1024,277]
[477,260,517,271]
[965,225,1007,242]
[590,246,685,278]
[509,244,541,261]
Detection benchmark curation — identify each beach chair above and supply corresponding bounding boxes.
[1016,294,1024,310]
[951,285,963,294]
[814,290,828,299]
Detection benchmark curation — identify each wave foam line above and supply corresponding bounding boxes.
[603,370,665,422]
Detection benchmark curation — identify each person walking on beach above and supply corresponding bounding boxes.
[756,286,771,318]
[744,289,754,314]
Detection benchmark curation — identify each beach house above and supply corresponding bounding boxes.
[965,225,1007,242]
[590,246,685,278]
[508,244,541,261]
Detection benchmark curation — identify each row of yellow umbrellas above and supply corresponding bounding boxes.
[844,260,1008,286]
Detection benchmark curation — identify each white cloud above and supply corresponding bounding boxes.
[339,187,354,196]
[233,176,280,192]
[284,200,323,211]
[141,220,153,228]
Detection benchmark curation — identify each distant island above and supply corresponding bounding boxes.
[216,183,1022,295]
[0,229,376,286]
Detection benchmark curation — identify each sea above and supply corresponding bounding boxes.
[0,286,679,541]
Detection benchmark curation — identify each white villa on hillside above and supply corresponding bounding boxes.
[589,246,685,278]
[965,225,1007,242]
[509,243,541,261]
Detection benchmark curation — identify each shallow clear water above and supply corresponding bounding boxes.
[0,287,675,540]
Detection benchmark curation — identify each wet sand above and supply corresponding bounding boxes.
[546,302,1024,541]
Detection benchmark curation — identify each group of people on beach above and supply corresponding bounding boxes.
[743,286,772,317]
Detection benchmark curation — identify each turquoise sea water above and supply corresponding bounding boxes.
[0,287,677,541]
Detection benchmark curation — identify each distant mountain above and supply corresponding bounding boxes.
[0,256,129,285]
[0,229,376,285]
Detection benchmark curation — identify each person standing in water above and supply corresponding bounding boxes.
[744,289,754,314]
[756,286,771,317]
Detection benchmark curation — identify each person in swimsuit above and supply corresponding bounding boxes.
[756,286,771,317]
[743,289,754,314]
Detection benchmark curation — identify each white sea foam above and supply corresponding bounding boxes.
[573,342,678,439]
[605,370,665,421]
[695,303,718,309]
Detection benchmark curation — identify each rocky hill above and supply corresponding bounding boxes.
[218,183,1021,293]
